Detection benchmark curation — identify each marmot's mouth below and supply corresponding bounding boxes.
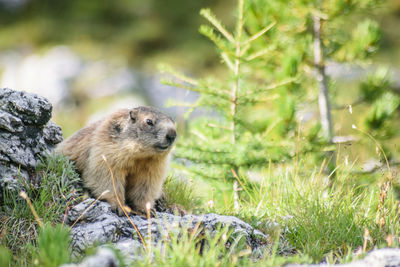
[155,144,170,151]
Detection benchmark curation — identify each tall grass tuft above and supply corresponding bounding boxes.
[163,175,201,213]
[0,154,81,265]
[136,225,252,267]
[206,157,400,263]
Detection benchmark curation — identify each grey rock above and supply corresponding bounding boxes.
[0,88,63,198]
[0,110,23,132]
[65,198,269,263]
[0,88,52,125]
[60,247,119,267]
[43,121,63,147]
[287,248,400,267]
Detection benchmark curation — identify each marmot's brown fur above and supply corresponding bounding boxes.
[56,106,176,216]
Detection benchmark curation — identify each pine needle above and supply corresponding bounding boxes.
[244,21,276,45]
[200,8,235,43]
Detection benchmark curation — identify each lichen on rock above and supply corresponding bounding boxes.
[0,88,63,198]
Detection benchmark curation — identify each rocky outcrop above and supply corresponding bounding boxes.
[0,88,63,197]
[65,198,269,263]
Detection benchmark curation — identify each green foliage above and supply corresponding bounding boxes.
[1,0,399,265]
[162,0,298,181]
[163,175,201,212]
[360,67,391,102]
[351,19,381,60]
[207,158,399,262]
[0,0,229,73]
[0,154,81,264]
[1,154,81,227]
[30,224,71,267]
[358,67,400,132]
[366,92,400,129]
[135,224,310,267]
[159,0,400,196]
[162,0,395,181]
[140,226,245,267]
[285,187,365,260]
[159,0,400,263]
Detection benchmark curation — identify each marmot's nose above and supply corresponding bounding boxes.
[166,129,176,144]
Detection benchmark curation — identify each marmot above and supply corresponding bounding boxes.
[56,106,176,216]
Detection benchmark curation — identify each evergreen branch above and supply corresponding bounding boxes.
[191,129,211,142]
[246,47,274,61]
[237,94,279,105]
[229,0,244,146]
[231,117,254,133]
[240,77,296,97]
[244,21,276,45]
[239,43,251,57]
[159,64,198,86]
[200,8,235,43]
[199,25,235,57]
[261,118,283,137]
[177,145,230,154]
[221,52,235,71]
[161,79,231,101]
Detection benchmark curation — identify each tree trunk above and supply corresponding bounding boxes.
[313,14,333,142]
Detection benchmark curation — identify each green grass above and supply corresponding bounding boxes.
[1,152,399,266]
[199,157,399,263]
[134,151,399,265]
[131,222,312,267]
[0,154,81,266]
[162,174,202,213]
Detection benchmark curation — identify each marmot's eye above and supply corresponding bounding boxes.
[146,119,153,126]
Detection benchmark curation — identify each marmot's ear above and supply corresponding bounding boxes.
[130,109,138,123]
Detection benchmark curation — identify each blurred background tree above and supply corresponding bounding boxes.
[242,0,400,172]
[161,0,296,209]
[242,0,391,173]
[161,0,400,207]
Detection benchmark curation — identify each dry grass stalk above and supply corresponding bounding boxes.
[102,155,147,252]
[70,190,110,228]
[146,202,152,257]
[362,228,370,252]
[19,191,43,228]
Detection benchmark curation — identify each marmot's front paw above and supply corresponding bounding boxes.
[111,204,131,216]
[132,208,156,218]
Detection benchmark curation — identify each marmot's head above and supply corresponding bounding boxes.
[115,106,176,155]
